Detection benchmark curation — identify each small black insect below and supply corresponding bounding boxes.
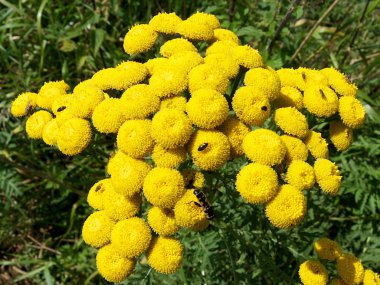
[24,101,31,115]
[345,74,352,83]
[302,72,307,80]
[261,106,268,111]
[193,189,215,220]
[57,106,66,112]
[319,89,326,99]
[95,185,102,192]
[198,143,208,151]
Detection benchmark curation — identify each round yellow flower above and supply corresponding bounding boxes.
[159,38,197,58]
[265,184,307,228]
[276,68,303,89]
[187,12,220,29]
[145,57,169,75]
[232,45,264,69]
[218,116,250,157]
[303,85,339,117]
[57,118,92,156]
[152,145,187,168]
[26,110,53,139]
[123,24,158,55]
[236,163,279,204]
[37,80,70,109]
[176,19,214,41]
[82,211,115,248]
[232,86,271,126]
[314,237,342,261]
[188,63,229,95]
[213,28,239,44]
[188,129,230,171]
[314,158,342,195]
[42,119,60,146]
[51,95,74,116]
[71,85,105,118]
[181,170,205,189]
[274,107,309,138]
[303,131,329,159]
[87,179,113,210]
[281,135,309,164]
[149,65,188,98]
[149,12,182,34]
[103,189,141,221]
[337,253,364,285]
[151,109,192,149]
[297,67,329,89]
[321,67,358,97]
[168,51,204,73]
[286,160,315,190]
[143,167,185,208]
[243,129,286,166]
[244,67,281,101]
[329,120,353,151]
[274,86,303,109]
[206,40,238,56]
[339,96,366,129]
[92,98,126,134]
[204,53,240,79]
[160,95,187,112]
[363,269,380,285]
[147,207,180,236]
[147,236,184,274]
[11,92,37,117]
[298,260,329,285]
[96,244,136,283]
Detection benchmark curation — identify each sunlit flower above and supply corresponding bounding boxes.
[149,12,182,34]
[144,57,169,75]
[187,11,220,29]
[11,92,37,117]
[303,85,339,117]
[87,178,113,210]
[218,116,250,157]
[314,158,342,195]
[160,95,187,112]
[71,85,105,118]
[244,67,281,101]
[274,107,309,138]
[314,237,342,261]
[276,68,303,89]
[188,63,229,95]
[274,86,303,109]
[168,51,204,73]
[176,19,214,41]
[36,80,70,109]
[206,40,238,56]
[82,211,115,247]
[160,38,197,58]
[103,189,141,221]
[321,67,358,97]
[286,160,315,190]
[303,131,329,159]
[297,67,329,90]
[363,269,380,285]
[51,95,74,115]
[213,28,239,44]
[152,145,187,168]
[232,45,264,69]
[329,120,353,151]
[339,96,366,129]
[149,65,188,98]
[147,207,180,236]
[123,24,158,55]
[337,253,364,285]
[281,135,309,164]
[92,98,126,134]
[298,260,329,285]
[42,119,60,146]
[204,53,240,79]
[26,110,53,139]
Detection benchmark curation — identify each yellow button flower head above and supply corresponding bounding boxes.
[26,110,53,139]
[87,178,113,210]
[206,40,238,56]
[303,131,329,159]
[168,51,204,73]
[232,45,264,69]
[297,67,329,88]
[213,28,240,44]
[42,119,60,146]
[303,85,339,118]
[147,207,180,236]
[337,253,364,285]
[244,67,281,101]
[111,217,152,258]
[143,167,186,208]
[151,109,192,149]
[96,244,136,283]
[314,237,342,261]
[145,57,169,75]
[321,67,358,97]
[54,107,77,127]
[51,95,74,115]
[57,118,92,156]
[37,80,70,109]
[188,129,230,171]
[363,269,380,285]
[265,184,307,228]
[232,86,271,126]
[330,278,347,285]
[218,116,250,157]
[314,158,342,195]
[174,190,209,230]
[82,211,115,247]
[187,11,221,29]
[159,38,197,58]
[181,170,205,189]
[298,260,329,285]
[274,86,303,109]
[186,89,229,129]
[236,163,279,204]
[152,145,187,168]
[71,85,105,118]
[243,129,286,166]
[123,24,158,55]
[103,189,141,221]
[274,107,309,138]
[149,12,182,34]
[281,135,309,164]
[339,96,366,129]
[286,160,315,190]
[188,64,229,95]
[177,19,214,41]
[11,92,37,117]
[329,120,353,151]
[92,98,126,134]
[149,65,188,98]
[147,236,184,274]
[276,68,303,89]
[160,95,187,112]
[204,53,240,79]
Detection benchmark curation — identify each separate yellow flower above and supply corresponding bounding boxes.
[151,109,192,149]
[274,107,309,138]
[187,12,220,29]
[232,45,264,69]
[145,57,169,75]
[303,131,329,159]
[103,189,141,221]
[147,207,180,236]
[87,178,113,210]
[232,86,271,126]
[149,65,188,98]
[123,24,158,55]
[265,184,307,228]
[57,118,92,156]
[26,110,53,139]
[186,89,229,129]
[168,51,204,73]
[42,119,60,146]
[244,67,281,101]
[314,237,342,261]
[54,107,76,126]
[188,129,230,171]
[243,129,286,166]
[176,19,214,41]
[218,116,250,157]
[11,92,37,117]
[337,253,364,285]
[147,236,184,274]
[82,211,115,247]
[329,120,353,151]
[303,85,339,117]
[213,28,240,44]
[298,260,329,285]
[297,67,329,88]
[204,53,240,79]
[181,170,205,189]
[363,269,380,285]
[274,86,303,109]
[314,158,342,195]
[149,12,182,34]
[111,217,152,258]
[92,98,126,133]
[286,160,315,190]
[188,64,229,95]
[276,68,303,89]
[281,135,309,164]
[321,67,358,97]
[160,95,187,112]
[339,96,366,129]
[51,95,74,115]
[36,80,70,109]
[152,145,187,168]
[206,40,238,56]
[159,38,197,58]
[71,85,105,118]
[143,167,185,208]
[96,244,136,283]
[236,163,279,204]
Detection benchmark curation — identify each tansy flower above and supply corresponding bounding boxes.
[274,107,309,138]
[96,244,136,283]
[337,253,364,285]
[303,85,339,117]
[321,67,358,97]
[149,12,182,34]
[303,131,329,159]
[187,12,221,29]
[176,19,214,41]
[181,170,205,189]
[149,65,188,98]
[145,57,169,75]
[281,135,309,164]
[123,24,158,55]
[82,211,115,247]
[244,67,281,101]
[42,119,60,146]
[206,40,238,56]
[168,51,204,73]
[92,98,126,134]
[243,129,286,166]
[363,269,380,285]
[147,207,180,236]
[232,45,264,69]
[297,67,329,90]
[36,80,70,109]
[87,178,113,210]
[204,53,240,79]
[147,236,184,274]
[54,107,76,127]
[103,189,141,221]
[265,184,307,228]
[152,145,187,168]
[339,96,366,129]
[26,110,53,139]
[314,158,342,195]
[71,85,105,118]
[218,116,250,157]
[286,160,315,190]
[51,95,74,115]
[314,237,342,261]
[298,260,329,285]
[213,28,240,44]
[188,129,230,171]
[160,95,187,112]
[236,163,279,204]
[188,64,229,95]
[232,86,271,126]
[329,120,353,151]
[276,68,303,89]
[186,89,229,129]
[143,167,185,208]
[111,217,152,258]
[11,92,37,117]
[159,38,197,58]
[274,86,303,109]
[57,118,92,156]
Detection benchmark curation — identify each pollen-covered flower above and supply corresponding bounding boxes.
[92,98,126,134]
[71,85,105,118]
[298,260,329,285]
[297,67,329,89]
[149,65,188,98]
[274,107,309,138]
[213,28,239,44]
[276,68,303,89]
[204,53,240,79]
[337,253,364,285]
[243,129,286,166]
[206,40,238,56]
[265,184,307,228]
[363,269,380,285]
[281,135,309,164]
[160,95,187,112]
[152,145,187,168]
[103,189,141,221]
[176,19,214,41]
[244,67,281,101]
[218,116,250,157]
[187,12,220,29]
[303,85,339,117]
[236,163,279,204]
[188,64,229,95]
[274,86,303,109]
[42,119,60,146]
[145,57,169,75]
[329,120,353,151]
[303,131,329,159]
[123,24,158,55]
[181,170,205,189]
[321,67,358,97]
[339,96,366,129]
[87,179,113,210]
[51,95,74,115]
[314,237,342,261]
[314,158,342,195]
[149,12,182,34]
[26,110,53,139]
[11,92,37,117]
[36,80,70,109]
[159,38,197,58]
[232,45,264,69]
[188,129,230,171]
[82,211,115,248]
[57,118,92,156]
[286,160,315,190]
[147,207,180,236]
[168,51,204,73]
[54,107,76,126]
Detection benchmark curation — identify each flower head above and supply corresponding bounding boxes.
[149,12,182,34]
[303,85,339,118]
[204,53,240,79]
[232,45,264,69]
[274,107,309,138]
[187,12,220,29]
[168,51,204,73]
[26,110,53,139]
[213,28,239,44]
[206,40,238,56]
[71,85,105,118]
[337,253,364,285]
[144,57,169,75]
[314,237,342,261]
[152,145,187,168]
[321,67,358,97]
[303,131,329,159]
[339,96,366,129]
[123,24,158,55]
[286,160,315,190]
[276,68,303,89]
[298,260,329,285]
[280,135,309,164]
[147,207,180,236]
[160,95,187,112]
[82,211,115,247]
[176,19,214,41]
[42,119,60,146]
[92,98,126,133]
[218,116,250,157]
[87,178,113,210]
[188,64,229,95]
[274,86,303,109]
[57,118,92,156]
[149,65,188,98]
[363,269,380,285]
[36,80,70,109]
[159,38,197,58]
[297,67,329,90]
[314,158,342,195]
[11,92,37,117]
[244,67,281,101]
[103,189,141,221]
[329,120,353,151]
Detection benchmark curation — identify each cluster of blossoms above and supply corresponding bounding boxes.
[10,11,367,283]
[299,238,379,285]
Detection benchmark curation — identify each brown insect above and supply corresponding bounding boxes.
[57,106,66,112]
[319,89,326,99]
[198,143,208,151]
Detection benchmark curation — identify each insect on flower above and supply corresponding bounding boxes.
[57,106,66,112]
[198,143,208,151]
[193,189,215,220]
[24,100,31,115]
